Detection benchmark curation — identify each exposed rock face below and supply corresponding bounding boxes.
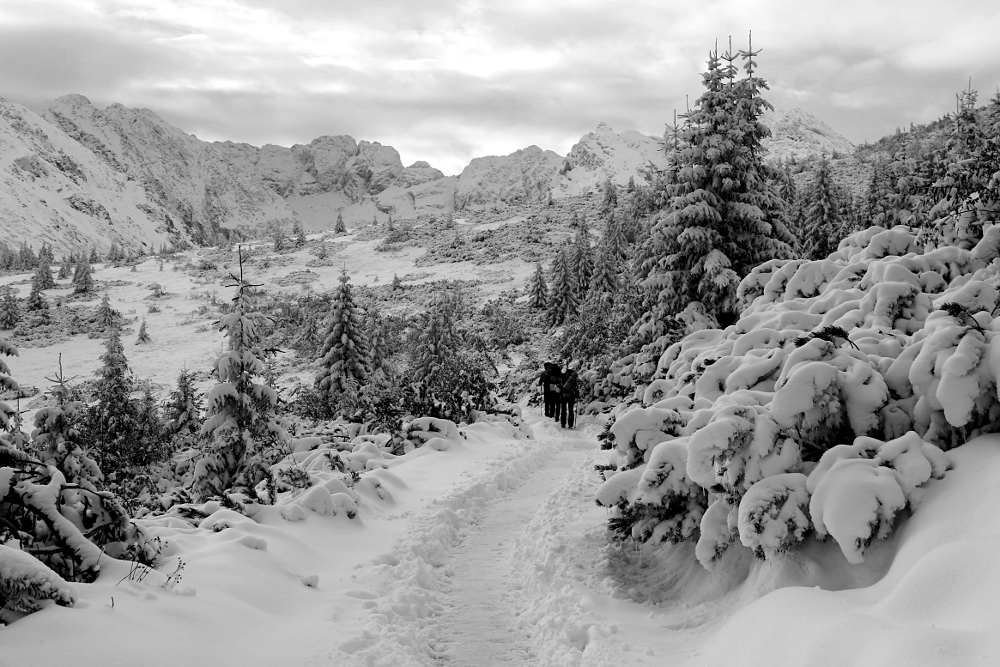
[400,162,445,189]
[761,108,855,163]
[455,146,563,210]
[43,94,295,246]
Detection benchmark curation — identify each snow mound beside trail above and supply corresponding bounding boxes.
[598,223,1000,570]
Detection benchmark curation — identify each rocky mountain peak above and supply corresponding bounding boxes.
[761,107,855,162]
[52,93,93,108]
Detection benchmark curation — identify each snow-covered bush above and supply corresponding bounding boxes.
[737,473,810,560]
[0,544,77,615]
[628,440,707,544]
[808,458,905,564]
[591,223,1000,569]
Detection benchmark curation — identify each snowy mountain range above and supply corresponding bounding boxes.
[0,95,851,253]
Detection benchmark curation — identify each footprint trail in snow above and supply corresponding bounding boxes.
[432,417,596,666]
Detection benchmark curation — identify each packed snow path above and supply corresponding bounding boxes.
[432,417,596,665]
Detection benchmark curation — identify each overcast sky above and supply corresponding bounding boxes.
[1,0,998,175]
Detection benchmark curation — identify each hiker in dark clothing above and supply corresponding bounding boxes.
[559,367,579,429]
[538,362,563,418]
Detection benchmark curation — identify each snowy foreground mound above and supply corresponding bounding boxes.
[599,225,1000,568]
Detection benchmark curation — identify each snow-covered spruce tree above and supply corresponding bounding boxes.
[412,292,460,391]
[193,250,289,502]
[294,312,321,358]
[364,308,393,380]
[334,211,347,234]
[17,242,36,270]
[135,319,151,344]
[589,244,619,296]
[57,257,71,280]
[803,156,843,260]
[132,387,166,462]
[84,327,158,480]
[88,247,99,264]
[548,246,579,326]
[922,86,1000,249]
[94,292,119,330]
[107,242,122,264]
[164,368,204,449]
[33,259,55,291]
[572,223,594,295]
[560,291,633,368]
[0,287,19,329]
[72,258,94,294]
[315,269,369,418]
[408,290,493,421]
[528,262,548,309]
[24,280,47,314]
[776,159,797,205]
[642,42,795,325]
[602,214,627,265]
[293,220,307,247]
[28,357,100,482]
[38,242,53,265]
[600,177,619,217]
[271,225,286,252]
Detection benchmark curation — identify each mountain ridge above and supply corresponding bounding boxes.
[0,95,852,253]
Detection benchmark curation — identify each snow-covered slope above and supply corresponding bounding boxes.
[0,97,176,254]
[762,107,855,162]
[41,96,444,244]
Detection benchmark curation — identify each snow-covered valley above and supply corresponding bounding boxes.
[3,39,1000,667]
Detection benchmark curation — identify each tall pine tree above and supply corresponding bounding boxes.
[528,262,548,309]
[804,156,843,259]
[643,39,795,324]
[0,287,19,329]
[548,246,579,326]
[590,244,619,296]
[83,327,162,479]
[572,222,594,295]
[34,258,55,290]
[164,368,204,449]
[602,215,627,264]
[25,279,47,314]
[195,250,288,501]
[412,291,460,389]
[72,258,94,294]
[315,270,370,416]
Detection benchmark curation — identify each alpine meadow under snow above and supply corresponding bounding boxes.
[2,36,1000,667]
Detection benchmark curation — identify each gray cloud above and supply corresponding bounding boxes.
[1,0,998,175]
